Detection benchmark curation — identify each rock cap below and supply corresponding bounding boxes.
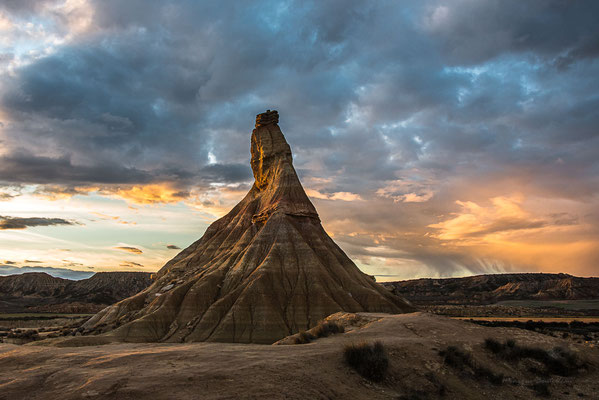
[255,109,279,128]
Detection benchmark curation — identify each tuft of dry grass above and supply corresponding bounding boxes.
[439,345,504,385]
[343,341,389,382]
[294,331,315,344]
[293,320,345,344]
[312,321,344,338]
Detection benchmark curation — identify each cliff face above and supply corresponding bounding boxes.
[0,272,153,313]
[384,273,599,305]
[83,110,413,344]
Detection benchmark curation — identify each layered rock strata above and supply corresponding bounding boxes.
[83,110,414,343]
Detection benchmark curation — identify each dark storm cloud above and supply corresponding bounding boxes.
[166,244,180,250]
[0,150,152,184]
[1,0,598,276]
[424,0,599,66]
[0,215,75,230]
[199,164,252,184]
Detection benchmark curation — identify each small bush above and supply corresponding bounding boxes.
[530,381,551,397]
[440,345,504,385]
[484,338,505,354]
[344,341,389,382]
[294,331,315,344]
[313,321,344,338]
[440,346,472,369]
[483,339,584,377]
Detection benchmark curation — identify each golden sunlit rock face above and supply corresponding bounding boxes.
[82,111,413,343]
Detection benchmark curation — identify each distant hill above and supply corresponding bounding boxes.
[383,273,599,305]
[0,272,153,313]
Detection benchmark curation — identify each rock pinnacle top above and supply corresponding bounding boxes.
[255,109,279,128]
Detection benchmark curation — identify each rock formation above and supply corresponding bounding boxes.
[383,273,599,305]
[83,110,414,343]
[0,272,153,313]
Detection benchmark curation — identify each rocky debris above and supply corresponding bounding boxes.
[83,111,414,344]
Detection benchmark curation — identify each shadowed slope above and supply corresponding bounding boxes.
[83,110,413,343]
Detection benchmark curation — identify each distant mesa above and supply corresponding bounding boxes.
[83,110,414,344]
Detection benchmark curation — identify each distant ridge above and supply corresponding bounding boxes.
[0,272,153,313]
[383,273,599,305]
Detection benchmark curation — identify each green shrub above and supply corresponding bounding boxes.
[344,341,389,382]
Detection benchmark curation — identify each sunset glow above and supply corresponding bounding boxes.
[1,1,597,280]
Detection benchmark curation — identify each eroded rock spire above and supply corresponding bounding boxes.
[82,110,414,344]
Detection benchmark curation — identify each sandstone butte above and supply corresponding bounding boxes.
[83,110,414,343]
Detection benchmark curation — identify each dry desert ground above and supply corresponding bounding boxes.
[1,312,598,400]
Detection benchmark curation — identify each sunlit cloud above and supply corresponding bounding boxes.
[305,188,363,202]
[114,246,143,254]
[428,196,578,243]
[114,184,188,205]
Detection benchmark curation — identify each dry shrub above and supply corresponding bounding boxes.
[294,331,315,344]
[344,341,388,382]
[440,345,504,385]
[312,321,344,338]
[483,338,584,377]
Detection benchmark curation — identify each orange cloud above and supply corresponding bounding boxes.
[115,184,188,205]
[426,195,597,276]
[34,185,99,200]
[114,246,143,254]
[428,195,544,242]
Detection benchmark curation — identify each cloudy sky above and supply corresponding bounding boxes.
[0,0,598,280]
